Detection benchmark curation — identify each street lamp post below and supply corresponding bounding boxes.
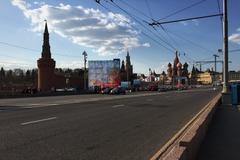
[82,51,87,91]
[221,0,232,104]
[222,0,229,93]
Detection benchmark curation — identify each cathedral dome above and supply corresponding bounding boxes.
[177,62,182,68]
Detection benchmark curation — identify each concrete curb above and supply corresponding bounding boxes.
[150,93,222,160]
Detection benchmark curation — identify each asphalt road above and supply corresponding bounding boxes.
[0,88,220,160]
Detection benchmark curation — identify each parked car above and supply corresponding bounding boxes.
[158,87,167,92]
[110,87,126,95]
[65,88,77,92]
[177,85,188,90]
[101,87,112,94]
[88,86,101,94]
[148,85,158,91]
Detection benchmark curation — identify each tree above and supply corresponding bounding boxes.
[6,69,13,82]
[25,70,31,81]
[31,69,37,83]
[0,67,5,81]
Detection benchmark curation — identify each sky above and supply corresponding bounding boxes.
[0,0,240,74]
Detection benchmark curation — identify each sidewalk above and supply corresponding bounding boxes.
[197,104,240,160]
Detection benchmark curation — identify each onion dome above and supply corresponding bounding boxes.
[177,62,182,68]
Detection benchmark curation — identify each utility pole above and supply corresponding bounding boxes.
[213,54,219,74]
[82,51,87,91]
[222,0,229,93]
[213,54,219,85]
[149,68,152,82]
[218,49,224,82]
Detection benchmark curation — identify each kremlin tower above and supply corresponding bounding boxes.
[37,21,56,91]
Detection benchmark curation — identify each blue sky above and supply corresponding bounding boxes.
[0,0,240,74]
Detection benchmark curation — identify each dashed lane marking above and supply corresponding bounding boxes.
[20,117,57,126]
[23,103,59,108]
[112,104,125,108]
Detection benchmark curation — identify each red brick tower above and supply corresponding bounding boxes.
[37,21,56,91]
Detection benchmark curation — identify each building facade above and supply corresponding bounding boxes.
[229,71,240,82]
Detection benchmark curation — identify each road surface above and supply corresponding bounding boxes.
[0,88,220,160]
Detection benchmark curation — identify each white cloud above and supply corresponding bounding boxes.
[11,0,149,56]
[33,1,45,6]
[57,60,83,68]
[192,19,199,26]
[179,20,199,26]
[0,59,32,69]
[229,28,240,44]
[142,43,150,47]
[180,21,188,26]
[12,0,30,11]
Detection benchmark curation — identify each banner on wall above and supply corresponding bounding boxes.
[88,59,120,88]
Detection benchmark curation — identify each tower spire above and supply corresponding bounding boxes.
[42,20,51,59]
[174,51,179,66]
[175,50,178,58]
[126,50,131,66]
[44,19,49,34]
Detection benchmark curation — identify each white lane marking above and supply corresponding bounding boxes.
[21,117,57,126]
[27,103,41,106]
[23,103,59,108]
[112,104,125,108]
[44,104,58,106]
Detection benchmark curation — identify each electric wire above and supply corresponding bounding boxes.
[106,0,177,51]
[117,0,152,20]
[0,41,81,59]
[165,30,216,54]
[96,0,176,53]
[156,0,208,21]
[106,0,178,52]
[217,0,223,37]
[145,0,154,19]
[106,0,191,56]
[99,0,199,64]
